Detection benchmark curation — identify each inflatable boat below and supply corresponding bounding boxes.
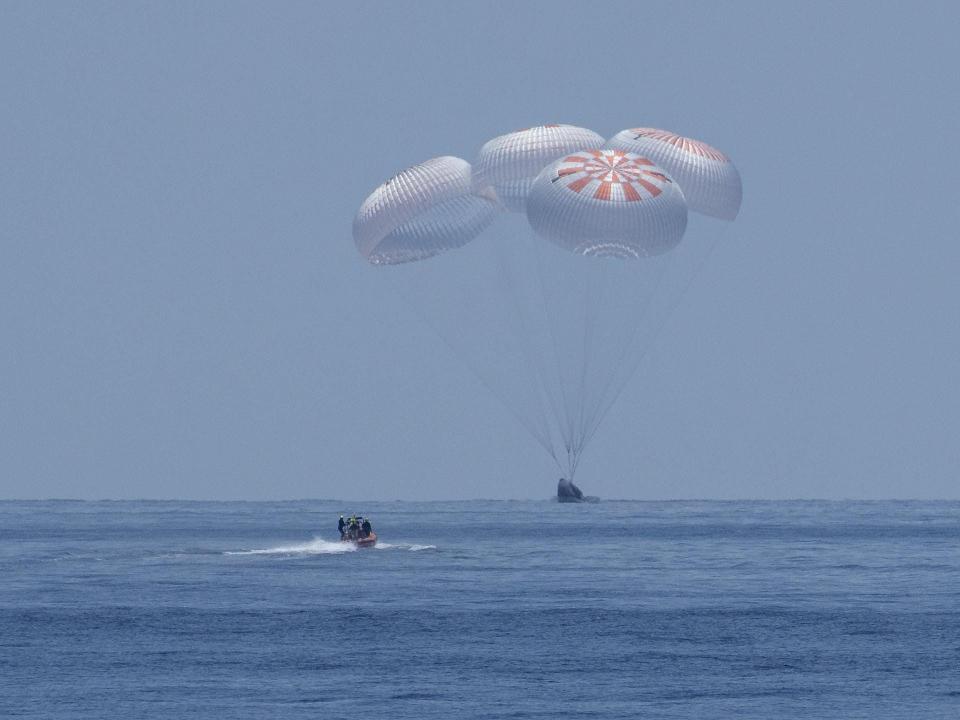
[344,531,377,548]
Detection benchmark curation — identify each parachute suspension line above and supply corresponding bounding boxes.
[491,236,564,466]
[562,255,673,477]
[571,256,607,468]
[391,277,561,470]
[572,261,593,465]
[581,234,723,453]
[516,247,573,472]
[530,236,578,463]
[577,255,673,453]
[570,441,586,478]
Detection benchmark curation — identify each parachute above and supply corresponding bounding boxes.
[353,156,498,265]
[526,149,688,258]
[473,125,605,212]
[605,128,742,221]
[352,125,740,481]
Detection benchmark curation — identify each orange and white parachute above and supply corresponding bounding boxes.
[525,149,688,259]
[605,128,741,221]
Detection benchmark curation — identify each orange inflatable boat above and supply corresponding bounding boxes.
[345,531,377,548]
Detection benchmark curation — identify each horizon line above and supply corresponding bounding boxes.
[1,497,957,503]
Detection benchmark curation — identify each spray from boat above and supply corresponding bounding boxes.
[224,538,435,556]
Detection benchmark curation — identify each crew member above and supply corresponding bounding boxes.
[338,515,346,540]
[361,517,372,538]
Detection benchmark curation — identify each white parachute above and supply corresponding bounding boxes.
[353,156,497,265]
[473,125,605,212]
[353,125,740,480]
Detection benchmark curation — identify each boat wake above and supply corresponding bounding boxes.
[224,537,356,556]
[224,538,437,556]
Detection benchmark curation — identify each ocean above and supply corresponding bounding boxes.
[1,499,958,718]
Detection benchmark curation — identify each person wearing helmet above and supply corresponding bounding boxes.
[338,515,346,540]
[361,517,372,538]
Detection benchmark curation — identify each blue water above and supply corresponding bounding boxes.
[2,500,958,718]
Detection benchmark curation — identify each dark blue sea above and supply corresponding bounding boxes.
[2,500,958,718]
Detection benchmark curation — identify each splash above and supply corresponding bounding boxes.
[224,537,357,556]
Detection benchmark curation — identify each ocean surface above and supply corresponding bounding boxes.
[1,499,958,719]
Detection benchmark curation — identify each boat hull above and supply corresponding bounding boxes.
[343,531,377,548]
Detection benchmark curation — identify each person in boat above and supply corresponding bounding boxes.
[338,515,346,540]
[361,517,372,538]
[348,515,359,540]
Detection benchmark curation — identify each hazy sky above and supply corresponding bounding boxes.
[2,1,958,500]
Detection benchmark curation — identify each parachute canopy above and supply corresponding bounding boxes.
[473,124,605,213]
[352,124,740,479]
[605,128,742,220]
[353,156,497,266]
[526,149,688,259]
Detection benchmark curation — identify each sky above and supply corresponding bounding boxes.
[1,1,958,500]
